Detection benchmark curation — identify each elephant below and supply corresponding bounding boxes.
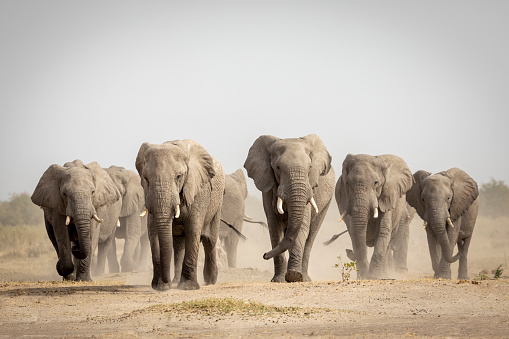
[244,134,335,283]
[31,160,121,281]
[136,139,225,291]
[104,166,150,273]
[219,169,267,268]
[406,168,479,279]
[335,154,413,279]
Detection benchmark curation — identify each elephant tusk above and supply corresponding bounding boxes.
[116,219,121,227]
[140,207,148,217]
[447,218,454,228]
[422,221,427,231]
[373,207,379,219]
[277,197,284,214]
[92,214,103,223]
[310,197,319,213]
[66,216,71,226]
[175,205,180,219]
[338,213,347,223]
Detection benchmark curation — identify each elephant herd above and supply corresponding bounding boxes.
[31,134,479,290]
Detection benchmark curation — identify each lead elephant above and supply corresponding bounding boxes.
[136,140,225,291]
[336,154,413,279]
[105,166,150,273]
[244,134,335,282]
[406,168,479,279]
[220,169,267,268]
[31,160,121,281]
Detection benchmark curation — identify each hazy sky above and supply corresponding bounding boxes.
[1,1,508,201]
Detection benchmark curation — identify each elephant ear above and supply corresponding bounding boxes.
[105,166,144,217]
[335,154,355,215]
[377,155,413,213]
[135,142,152,177]
[244,135,279,192]
[230,169,248,199]
[31,164,66,215]
[406,170,431,221]
[301,134,332,188]
[174,139,216,207]
[85,162,121,209]
[443,168,479,222]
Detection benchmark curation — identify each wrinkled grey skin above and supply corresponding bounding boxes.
[220,169,267,268]
[387,203,416,273]
[136,140,225,291]
[244,134,335,283]
[406,168,479,279]
[336,154,413,279]
[105,166,150,273]
[31,160,121,281]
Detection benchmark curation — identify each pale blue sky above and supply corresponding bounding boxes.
[1,1,508,201]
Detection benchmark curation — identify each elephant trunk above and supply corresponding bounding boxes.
[263,168,309,260]
[430,215,461,263]
[73,217,91,260]
[152,213,173,285]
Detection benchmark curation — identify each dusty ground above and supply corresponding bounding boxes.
[1,203,508,338]
[1,267,508,338]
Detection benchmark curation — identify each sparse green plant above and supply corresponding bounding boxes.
[474,273,489,281]
[494,265,503,279]
[335,255,358,282]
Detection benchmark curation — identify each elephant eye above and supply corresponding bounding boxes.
[91,190,95,195]
[374,181,379,186]
[176,174,182,180]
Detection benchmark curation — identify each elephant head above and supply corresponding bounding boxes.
[406,168,479,263]
[336,154,413,275]
[105,166,144,218]
[135,140,216,288]
[31,160,120,276]
[244,134,332,260]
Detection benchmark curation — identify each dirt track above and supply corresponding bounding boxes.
[1,267,508,338]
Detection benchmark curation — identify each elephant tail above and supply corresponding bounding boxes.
[323,230,348,245]
[243,215,268,228]
[220,219,247,241]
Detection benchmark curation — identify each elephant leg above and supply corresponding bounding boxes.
[44,217,59,253]
[393,218,410,273]
[138,231,151,271]
[121,215,141,273]
[426,228,440,276]
[224,231,240,269]
[457,236,471,280]
[172,235,185,285]
[107,234,120,274]
[147,215,163,290]
[177,223,201,290]
[369,211,393,279]
[302,200,330,282]
[202,211,220,285]
[267,219,287,282]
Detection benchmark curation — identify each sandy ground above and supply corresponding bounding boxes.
[1,268,508,338]
[1,200,508,338]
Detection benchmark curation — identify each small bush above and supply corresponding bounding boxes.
[494,265,503,279]
[0,193,43,226]
[335,255,358,282]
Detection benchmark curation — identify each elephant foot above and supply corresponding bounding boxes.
[203,266,218,285]
[63,274,75,281]
[76,275,92,282]
[395,266,408,273]
[152,278,171,291]
[285,270,303,283]
[271,274,286,283]
[178,279,200,290]
[433,273,451,280]
[302,273,312,282]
